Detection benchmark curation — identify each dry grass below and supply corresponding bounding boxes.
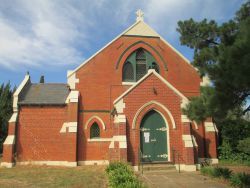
[0,165,107,188]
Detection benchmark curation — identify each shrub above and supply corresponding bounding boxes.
[214,167,232,179]
[219,140,250,165]
[200,166,215,176]
[230,173,250,188]
[200,166,232,179]
[237,138,250,155]
[106,162,144,188]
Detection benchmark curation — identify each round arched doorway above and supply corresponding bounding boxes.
[140,110,168,162]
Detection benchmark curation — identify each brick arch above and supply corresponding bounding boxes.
[134,101,173,161]
[115,41,168,71]
[84,116,106,130]
[132,100,176,130]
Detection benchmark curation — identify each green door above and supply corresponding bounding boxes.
[140,110,168,162]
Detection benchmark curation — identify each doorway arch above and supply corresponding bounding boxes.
[140,110,169,162]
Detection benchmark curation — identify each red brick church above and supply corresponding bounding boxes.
[1,10,218,171]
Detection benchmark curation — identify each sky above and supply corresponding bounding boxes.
[0,0,245,86]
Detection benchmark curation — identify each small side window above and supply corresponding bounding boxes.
[90,122,100,138]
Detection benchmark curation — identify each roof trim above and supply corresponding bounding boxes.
[113,69,188,104]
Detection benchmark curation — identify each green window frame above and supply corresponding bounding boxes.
[122,48,160,82]
[90,122,100,139]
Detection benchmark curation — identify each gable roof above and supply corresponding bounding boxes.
[68,19,195,78]
[18,84,70,105]
[113,69,188,104]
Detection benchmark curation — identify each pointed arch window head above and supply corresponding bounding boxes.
[122,48,160,82]
[90,122,100,138]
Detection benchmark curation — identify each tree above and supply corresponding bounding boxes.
[0,82,15,153]
[177,1,250,122]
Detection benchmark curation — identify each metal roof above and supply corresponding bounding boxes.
[18,83,70,105]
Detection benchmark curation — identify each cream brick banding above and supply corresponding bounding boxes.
[78,160,109,166]
[114,99,126,114]
[17,161,77,167]
[9,112,18,123]
[181,115,191,123]
[60,122,77,133]
[0,162,14,168]
[87,138,112,142]
[114,114,126,123]
[85,116,106,130]
[67,71,79,90]
[204,122,218,132]
[182,135,198,147]
[174,164,197,172]
[109,135,127,149]
[181,115,198,130]
[65,90,79,103]
[3,135,15,145]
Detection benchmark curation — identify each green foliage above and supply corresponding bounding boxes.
[201,166,250,187]
[219,118,250,149]
[230,173,250,188]
[237,138,250,155]
[0,82,15,153]
[218,141,233,160]
[200,166,215,176]
[106,162,144,188]
[219,141,250,164]
[214,167,232,179]
[178,1,250,122]
[200,166,232,179]
[182,86,216,123]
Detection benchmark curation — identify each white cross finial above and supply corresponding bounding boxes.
[136,9,144,22]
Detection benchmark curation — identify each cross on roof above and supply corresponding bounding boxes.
[136,9,144,22]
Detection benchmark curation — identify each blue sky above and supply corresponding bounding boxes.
[0,0,245,86]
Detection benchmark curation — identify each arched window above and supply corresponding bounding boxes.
[90,122,100,138]
[122,48,160,82]
[136,48,147,80]
[122,61,134,82]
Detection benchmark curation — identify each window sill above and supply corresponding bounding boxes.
[87,138,112,142]
[122,82,135,86]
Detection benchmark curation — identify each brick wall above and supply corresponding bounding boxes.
[16,106,76,162]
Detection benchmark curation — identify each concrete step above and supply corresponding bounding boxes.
[141,163,176,171]
[142,169,177,174]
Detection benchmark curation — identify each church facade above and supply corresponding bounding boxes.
[1,11,218,171]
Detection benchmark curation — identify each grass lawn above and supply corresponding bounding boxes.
[0,165,107,188]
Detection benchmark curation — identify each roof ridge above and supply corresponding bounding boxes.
[32,83,68,85]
